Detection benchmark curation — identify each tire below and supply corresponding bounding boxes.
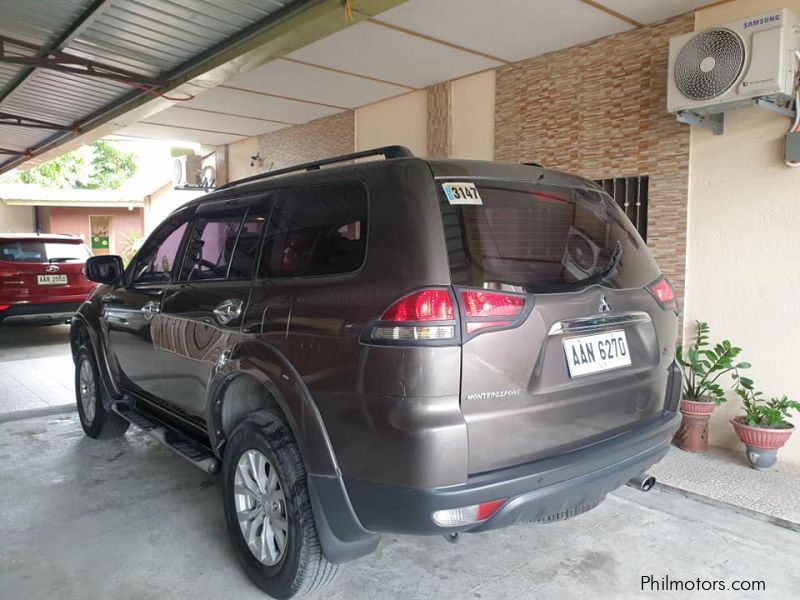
[75,343,129,439]
[222,410,340,599]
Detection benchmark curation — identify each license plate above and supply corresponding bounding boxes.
[37,274,68,285]
[562,330,631,378]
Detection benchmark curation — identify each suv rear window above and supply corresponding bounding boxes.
[439,181,659,292]
[0,240,90,263]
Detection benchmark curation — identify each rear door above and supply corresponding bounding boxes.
[438,179,677,474]
[157,199,268,419]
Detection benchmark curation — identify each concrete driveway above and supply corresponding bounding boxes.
[0,324,74,416]
[1,413,798,600]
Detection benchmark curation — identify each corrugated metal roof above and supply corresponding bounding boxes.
[0,0,305,172]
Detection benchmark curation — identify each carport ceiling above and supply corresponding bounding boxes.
[118,0,726,147]
[0,0,325,174]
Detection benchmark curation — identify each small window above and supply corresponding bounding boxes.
[594,176,649,241]
[0,241,90,263]
[259,184,368,278]
[131,213,190,285]
[181,216,245,281]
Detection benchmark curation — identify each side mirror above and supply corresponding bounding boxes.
[85,255,124,285]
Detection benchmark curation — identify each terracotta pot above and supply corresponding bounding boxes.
[672,399,716,452]
[731,417,795,471]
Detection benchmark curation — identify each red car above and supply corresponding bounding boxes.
[0,233,95,325]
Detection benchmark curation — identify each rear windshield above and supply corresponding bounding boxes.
[439,180,659,293]
[0,240,91,263]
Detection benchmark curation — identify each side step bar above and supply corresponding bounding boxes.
[112,402,221,475]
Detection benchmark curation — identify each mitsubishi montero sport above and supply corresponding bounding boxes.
[72,146,682,599]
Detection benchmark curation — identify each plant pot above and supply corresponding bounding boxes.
[731,417,795,471]
[673,399,716,452]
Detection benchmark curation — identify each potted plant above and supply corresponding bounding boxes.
[730,376,800,470]
[673,321,749,452]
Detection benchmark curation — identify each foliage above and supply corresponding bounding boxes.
[732,373,800,428]
[118,229,145,266]
[14,141,137,190]
[676,321,750,405]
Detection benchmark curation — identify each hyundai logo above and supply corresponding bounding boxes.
[46,264,60,273]
[599,294,611,313]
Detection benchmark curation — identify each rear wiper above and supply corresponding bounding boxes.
[598,240,623,283]
[48,257,76,263]
[580,240,622,288]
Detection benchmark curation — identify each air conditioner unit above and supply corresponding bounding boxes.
[667,8,800,115]
[562,227,600,280]
[172,155,203,187]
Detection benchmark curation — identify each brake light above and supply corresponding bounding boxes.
[461,290,525,334]
[462,291,524,317]
[0,305,9,311]
[646,277,677,311]
[372,288,456,342]
[381,289,454,322]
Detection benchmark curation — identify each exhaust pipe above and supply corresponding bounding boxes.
[627,473,656,492]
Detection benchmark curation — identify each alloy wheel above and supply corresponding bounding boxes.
[233,449,289,566]
[78,357,96,424]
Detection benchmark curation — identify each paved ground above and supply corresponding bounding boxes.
[1,413,798,600]
[0,324,74,416]
[652,445,800,529]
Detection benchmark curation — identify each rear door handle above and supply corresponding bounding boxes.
[140,301,160,320]
[213,298,243,326]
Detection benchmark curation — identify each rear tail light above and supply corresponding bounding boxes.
[646,276,678,312]
[369,288,529,343]
[381,289,453,322]
[460,289,526,334]
[432,498,507,527]
[0,305,9,312]
[371,288,456,342]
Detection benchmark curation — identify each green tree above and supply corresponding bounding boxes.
[15,140,137,190]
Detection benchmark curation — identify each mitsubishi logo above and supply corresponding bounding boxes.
[46,264,60,273]
[599,294,611,313]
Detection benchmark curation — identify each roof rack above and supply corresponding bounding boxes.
[218,145,414,191]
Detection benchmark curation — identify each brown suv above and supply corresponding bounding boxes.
[73,146,682,599]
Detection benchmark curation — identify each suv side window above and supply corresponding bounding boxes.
[179,212,267,281]
[180,215,244,281]
[130,211,191,285]
[260,184,368,278]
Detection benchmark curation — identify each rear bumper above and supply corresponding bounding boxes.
[342,410,680,535]
[0,301,83,325]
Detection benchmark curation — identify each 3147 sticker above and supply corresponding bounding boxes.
[442,182,482,205]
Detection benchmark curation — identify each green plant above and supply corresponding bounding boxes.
[676,321,750,405]
[733,374,800,428]
[12,140,137,190]
[118,229,144,266]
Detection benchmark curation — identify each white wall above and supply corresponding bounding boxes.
[355,90,427,156]
[451,70,495,160]
[687,0,800,462]
[0,203,34,232]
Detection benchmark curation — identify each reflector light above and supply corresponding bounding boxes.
[432,498,507,527]
[476,498,508,521]
[382,289,454,322]
[647,277,677,311]
[461,291,524,317]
